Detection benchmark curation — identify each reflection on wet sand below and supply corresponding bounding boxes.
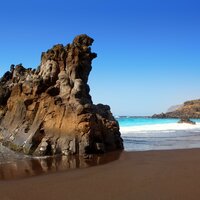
[0,151,122,180]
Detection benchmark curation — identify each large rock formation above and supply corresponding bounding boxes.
[152,99,200,118]
[0,34,123,156]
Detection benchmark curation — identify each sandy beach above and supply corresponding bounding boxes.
[1,149,200,200]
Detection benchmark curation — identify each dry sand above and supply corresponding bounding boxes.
[1,149,200,200]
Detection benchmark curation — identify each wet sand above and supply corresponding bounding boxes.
[0,151,122,180]
[1,149,200,200]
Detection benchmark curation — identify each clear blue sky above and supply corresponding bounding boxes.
[0,0,200,116]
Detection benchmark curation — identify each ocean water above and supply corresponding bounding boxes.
[118,117,200,151]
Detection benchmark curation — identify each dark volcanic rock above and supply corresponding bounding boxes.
[178,117,196,125]
[0,34,123,156]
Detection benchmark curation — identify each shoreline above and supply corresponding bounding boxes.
[1,149,200,199]
[120,121,200,152]
[120,122,200,133]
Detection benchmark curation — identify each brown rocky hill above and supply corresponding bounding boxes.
[0,34,123,156]
[152,99,200,118]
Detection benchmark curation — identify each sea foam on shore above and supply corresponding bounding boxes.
[118,118,200,151]
[120,122,200,134]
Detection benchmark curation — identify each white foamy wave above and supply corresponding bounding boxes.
[120,123,200,135]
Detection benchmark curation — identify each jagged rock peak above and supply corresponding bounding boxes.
[0,34,123,156]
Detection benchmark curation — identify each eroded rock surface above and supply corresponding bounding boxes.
[0,34,123,156]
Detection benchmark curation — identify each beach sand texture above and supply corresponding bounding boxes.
[1,149,200,200]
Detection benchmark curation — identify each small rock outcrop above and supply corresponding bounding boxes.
[178,117,196,125]
[152,99,200,119]
[0,34,123,156]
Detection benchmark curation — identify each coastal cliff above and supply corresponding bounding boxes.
[152,99,200,118]
[0,34,123,156]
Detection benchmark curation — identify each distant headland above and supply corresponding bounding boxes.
[152,99,200,119]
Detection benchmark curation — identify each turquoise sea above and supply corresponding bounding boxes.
[118,117,179,127]
[117,117,200,151]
